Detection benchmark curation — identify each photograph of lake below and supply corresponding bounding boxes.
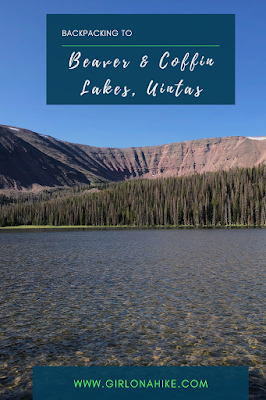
[0,228,266,399]
[1,0,266,398]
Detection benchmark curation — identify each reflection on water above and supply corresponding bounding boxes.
[0,228,266,399]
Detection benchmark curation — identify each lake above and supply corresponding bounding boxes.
[0,228,265,399]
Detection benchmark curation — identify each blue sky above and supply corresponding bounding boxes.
[0,0,265,147]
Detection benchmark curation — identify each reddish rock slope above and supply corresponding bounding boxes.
[1,124,266,190]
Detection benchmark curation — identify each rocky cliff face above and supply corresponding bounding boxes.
[1,124,266,190]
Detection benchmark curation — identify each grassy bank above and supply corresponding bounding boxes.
[0,224,263,230]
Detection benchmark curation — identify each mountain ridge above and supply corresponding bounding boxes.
[1,124,266,191]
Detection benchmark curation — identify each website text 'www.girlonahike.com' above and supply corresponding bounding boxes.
[33,366,249,399]
[73,378,208,389]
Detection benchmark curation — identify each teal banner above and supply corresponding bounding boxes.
[33,366,248,399]
[47,14,235,105]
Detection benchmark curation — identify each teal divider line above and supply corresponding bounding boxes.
[62,44,220,47]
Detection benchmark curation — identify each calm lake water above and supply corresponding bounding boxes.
[0,228,266,399]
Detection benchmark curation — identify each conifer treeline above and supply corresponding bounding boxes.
[1,166,266,227]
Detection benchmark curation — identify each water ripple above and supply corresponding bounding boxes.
[0,228,266,399]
